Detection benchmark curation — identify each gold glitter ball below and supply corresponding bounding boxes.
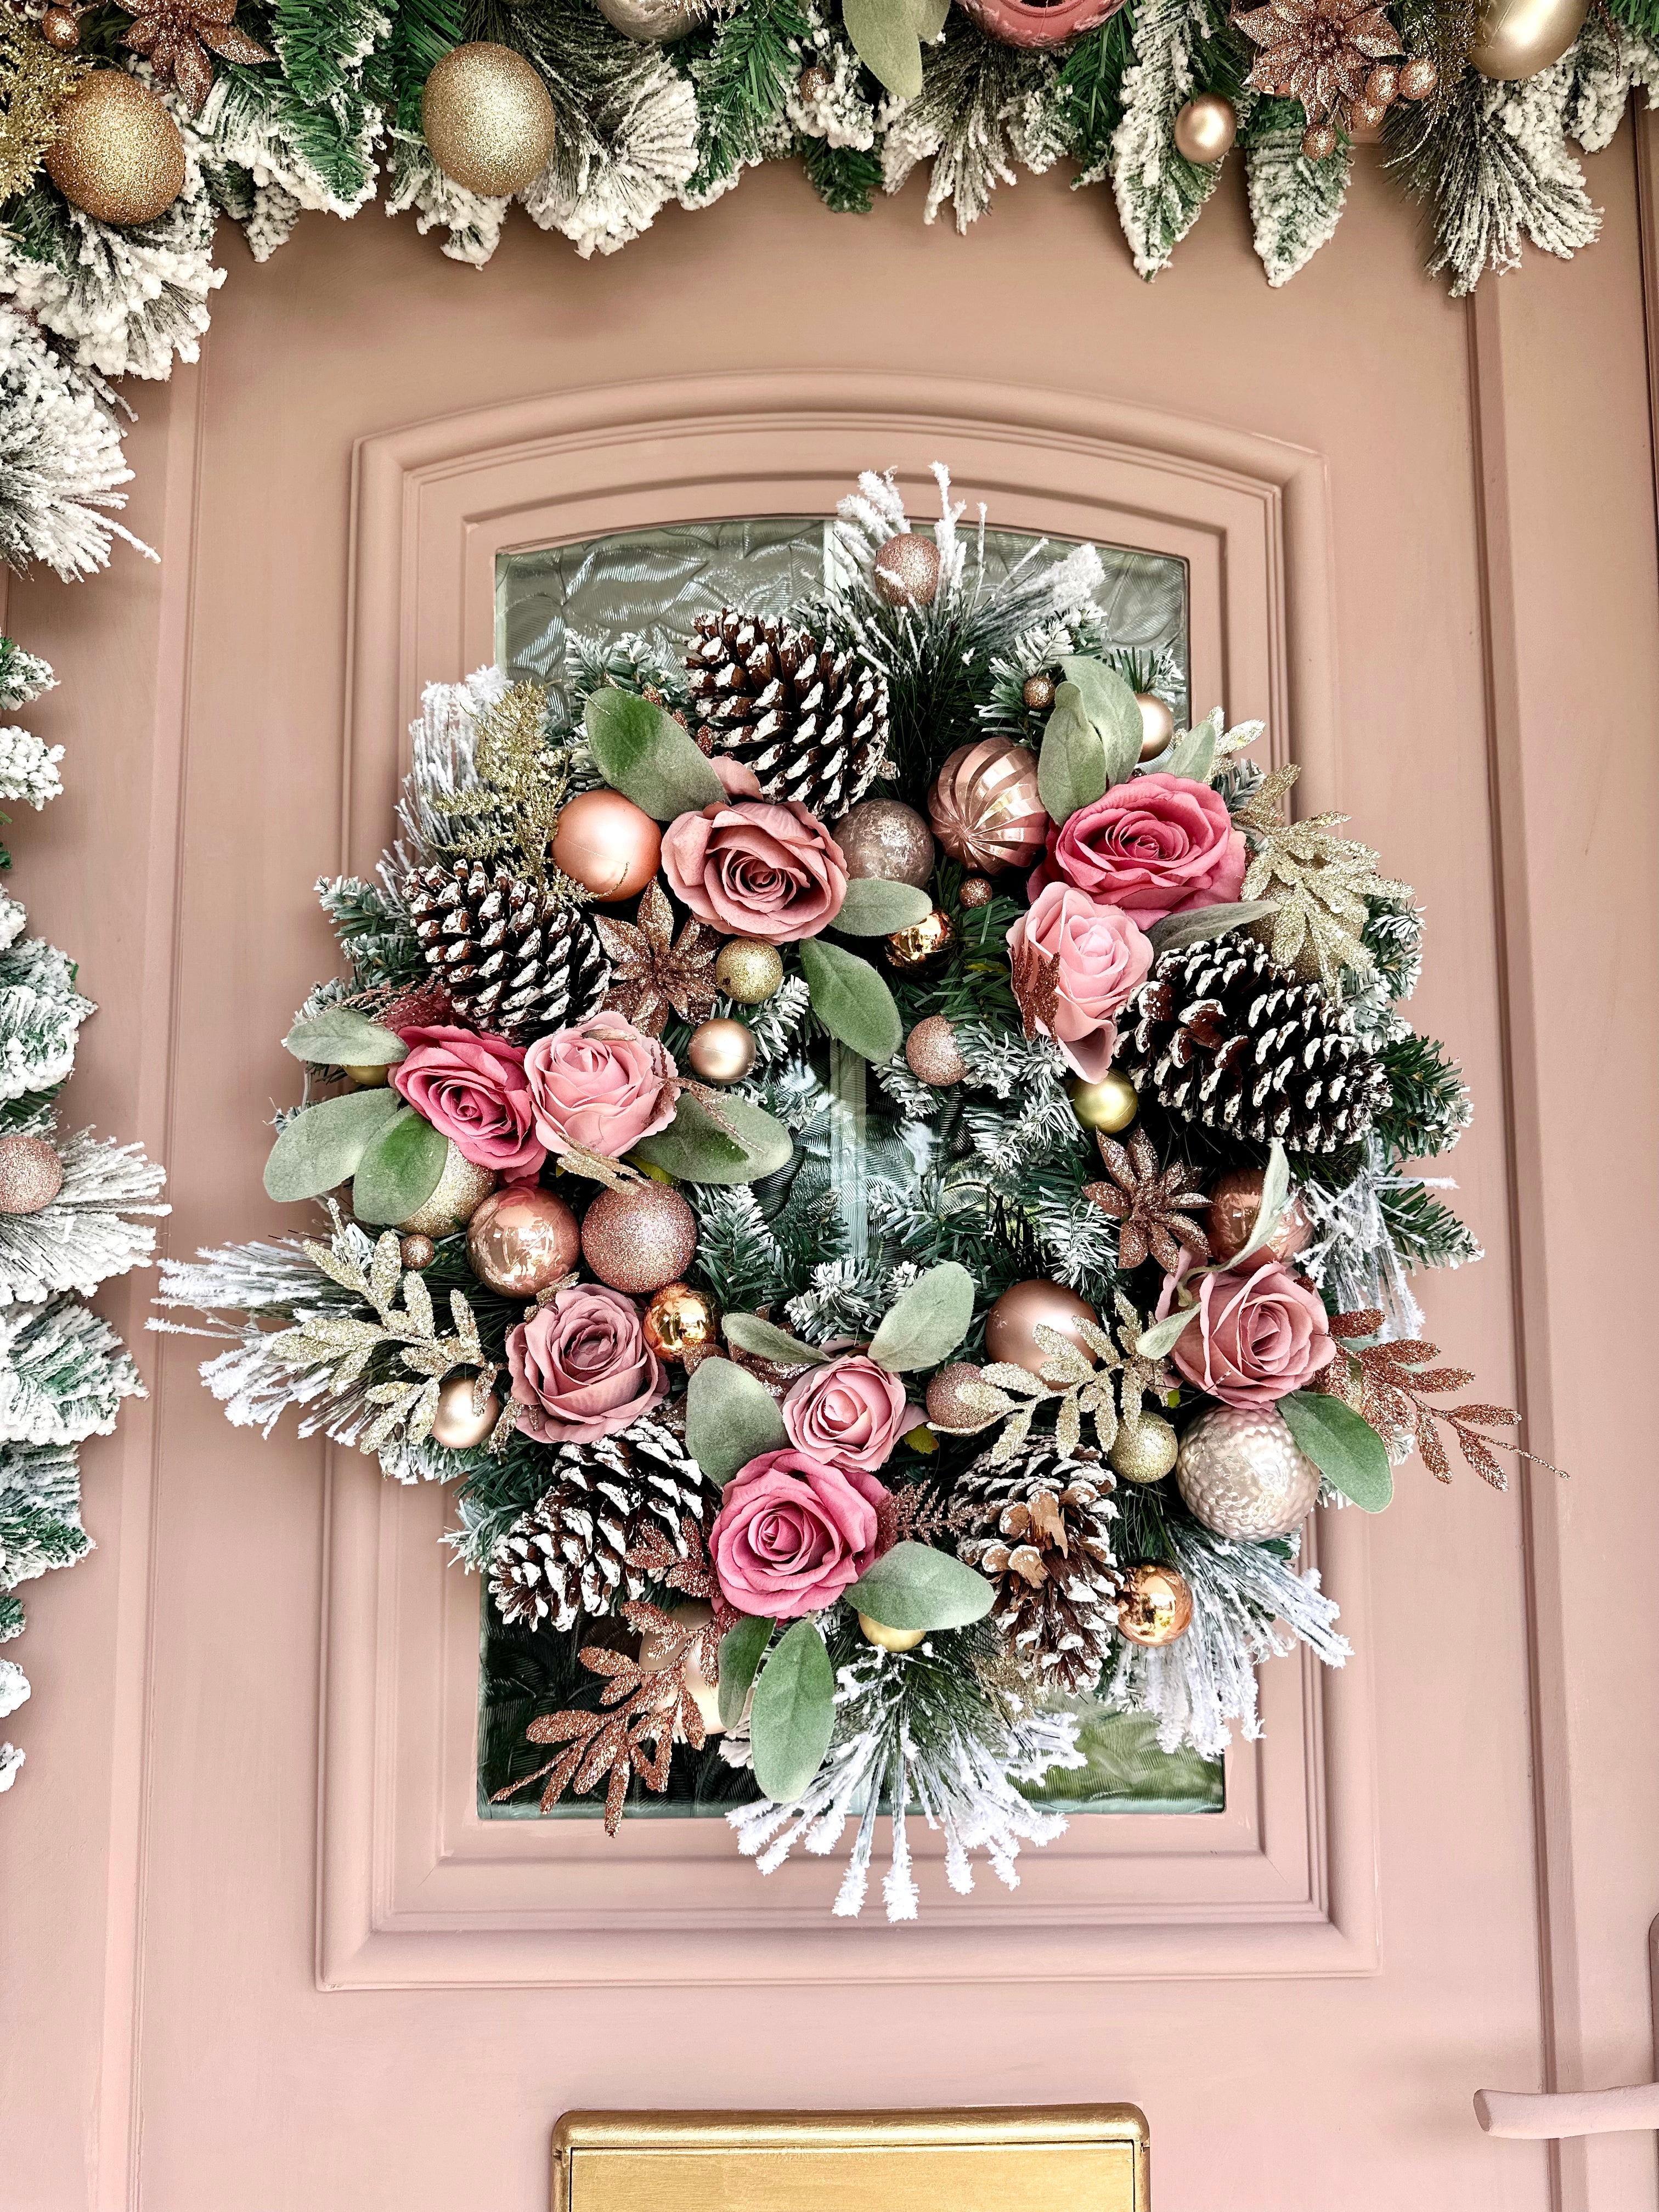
[905,1014,966,1086]
[46,71,186,227]
[1108,1413,1178,1486]
[1398,55,1437,96]
[1115,1561,1194,1647]
[421,41,557,197]
[714,938,783,1005]
[858,1612,927,1652]
[430,1374,500,1452]
[872,532,940,608]
[580,1180,697,1296]
[399,1234,436,1271]
[885,908,955,972]
[643,1280,719,1363]
[1301,121,1338,160]
[1021,673,1057,713]
[832,797,935,888]
[926,1361,998,1435]
[394,1141,496,1237]
[958,876,993,909]
[40,9,81,52]
[1177,1404,1322,1542]
[0,1133,62,1216]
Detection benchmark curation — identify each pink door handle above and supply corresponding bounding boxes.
[1475,2084,1659,2138]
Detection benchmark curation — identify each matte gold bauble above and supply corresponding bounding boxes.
[344,1061,391,1087]
[686,1015,756,1084]
[926,1361,998,1434]
[1108,1413,1179,1487]
[1068,1070,1139,1134]
[580,1180,697,1295]
[927,737,1047,875]
[1022,672,1057,713]
[642,1280,719,1363]
[1115,1561,1194,1647]
[1172,92,1237,164]
[40,8,81,51]
[430,1373,501,1451]
[905,1014,966,1086]
[637,1599,724,1732]
[1301,121,1338,159]
[872,532,941,607]
[46,72,186,227]
[466,1182,580,1296]
[885,909,956,972]
[399,1233,436,1270]
[592,0,705,38]
[1135,691,1177,761]
[1206,1165,1311,1269]
[832,797,936,888]
[958,875,993,909]
[984,1280,1098,1375]
[1398,54,1437,96]
[420,41,556,195]
[550,788,662,901]
[858,1612,927,1653]
[714,938,783,1005]
[0,1133,61,1215]
[396,1142,496,1235]
[1468,0,1587,77]
[1177,1404,1321,1542]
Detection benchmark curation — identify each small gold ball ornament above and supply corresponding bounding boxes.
[580,1180,698,1296]
[430,1373,501,1451]
[1301,120,1338,159]
[1172,92,1237,164]
[421,42,556,196]
[885,909,955,972]
[344,1061,391,1087]
[466,1183,581,1296]
[1365,61,1400,102]
[832,798,936,888]
[1068,1069,1139,1134]
[1022,672,1057,713]
[1177,1404,1322,1542]
[1135,691,1177,761]
[550,788,662,902]
[927,737,1047,875]
[958,875,993,909]
[872,532,941,608]
[1115,1561,1195,1647]
[399,1233,437,1270]
[686,1016,756,1085]
[905,1014,966,1086]
[1398,55,1438,97]
[714,938,783,1006]
[858,1612,927,1653]
[926,1361,998,1434]
[46,71,187,227]
[395,1142,496,1235]
[642,1280,719,1363]
[1468,0,1587,77]
[984,1280,1099,1375]
[0,1133,62,1215]
[798,61,832,100]
[638,1600,726,1733]
[1108,1413,1179,1486]
[40,8,82,51]
[1206,1165,1311,1269]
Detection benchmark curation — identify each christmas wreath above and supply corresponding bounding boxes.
[156,464,1547,1917]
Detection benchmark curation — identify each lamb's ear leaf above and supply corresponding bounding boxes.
[351,1109,449,1226]
[721,1313,830,1366]
[1147,901,1276,958]
[1280,1391,1393,1513]
[1163,708,1223,785]
[832,877,934,936]
[1037,685,1107,825]
[284,1009,408,1066]
[263,1088,403,1203]
[798,938,902,1065]
[866,1261,975,1372]
[844,1540,995,1631]
[841,0,923,98]
[1058,656,1144,787]
[749,1620,836,1803]
[717,1616,774,1730]
[633,1093,794,1186]
[583,686,725,821]
[685,1357,788,1486]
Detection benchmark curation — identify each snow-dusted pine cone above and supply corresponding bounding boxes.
[1119,936,1389,1156]
[402,860,608,1042]
[685,610,889,819]
[957,1440,1120,1692]
[488,1417,709,1633]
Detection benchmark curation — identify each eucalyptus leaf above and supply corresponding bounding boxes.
[1147,900,1276,958]
[583,686,725,822]
[1136,1301,1203,1360]
[841,0,923,96]
[1058,654,1144,787]
[263,1088,403,1204]
[1228,1139,1290,1271]
[283,1008,408,1067]
[685,1356,788,1486]
[351,1108,449,1226]
[1163,708,1223,786]
[845,1540,994,1632]
[749,1619,836,1803]
[1037,685,1107,825]
[717,1616,774,1730]
[911,0,950,34]
[1280,1391,1393,1513]
[867,1261,974,1372]
[634,1092,794,1186]
[798,938,902,1066]
[832,877,934,936]
[722,1313,829,1365]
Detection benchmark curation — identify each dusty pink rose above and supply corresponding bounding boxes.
[1008,883,1154,1081]
[1030,771,1248,922]
[709,755,764,799]
[523,1014,676,1159]
[391,1024,544,1177]
[1171,1261,1336,1409]
[781,1356,910,1474]
[662,798,847,944]
[710,1448,889,1618]
[506,1282,666,1444]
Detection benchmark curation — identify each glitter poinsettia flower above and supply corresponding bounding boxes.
[119,0,272,114]
[592,877,719,1039]
[1231,0,1402,120]
[1084,1126,1211,1274]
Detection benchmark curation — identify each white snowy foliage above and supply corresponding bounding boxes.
[0,726,64,811]
[0,1438,87,1589]
[1429,59,1600,296]
[184,70,380,225]
[0,1733,22,1788]
[0,937,95,1103]
[0,642,54,713]
[0,1129,170,1305]
[524,57,699,257]
[0,308,151,580]
[0,1295,145,1447]
[0,1662,26,1714]
[788,15,879,149]
[1111,0,1235,276]
[1246,111,1351,286]
[383,130,509,269]
[1564,14,1659,151]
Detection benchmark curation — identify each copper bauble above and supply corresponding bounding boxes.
[550,788,662,901]
[400,1233,437,1271]
[686,1016,756,1085]
[46,72,186,227]
[593,0,705,37]
[1398,55,1437,96]
[40,8,81,50]
[872,532,941,607]
[832,797,936,888]
[430,1373,501,1451]
[714,938,783,1005]
[1115,1561,1194,1647]
[1177,1405,1322,1542]
[1135,691,1177,761]
[395,1142,496,1235]
[1346,97,1389,139]
[1172,92,1237,164]
[421,42,556,195]
[1022,672,1057,713]
[858,1612,927,1653]
[1365,61,1400,102]
[927,738,1047,874]
[0,1133,61,1216]
[905,1014,966,1086]
[1108,1414,1179,1487]
[344,1061,391,1087]
[1206,1166,1311,1270]
[958,875,993,909]
[1301,121,1338,159]
[642,1280,719,1363]
[984,1280,1098,1374]
[1069,1070,1139,1134]
[637,1599,724,1732]
[926,1361,998,1434]
[1468,0,1587,77]
[466,1182,580,1295]
[885,909,955,972]
[580,1180,698,1295]
[798,62,832,100]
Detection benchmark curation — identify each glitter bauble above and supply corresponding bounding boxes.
[714,938,783,1006]
[0,1133,61,1215]
[395,1142,496,1236]
[430,1374,501,1451]
[466,1183,580,1296]
[1365,61,1400,101]
[1301,121,1338,159]
[858,1612,926,1652]
[872,532,940,607]
[798,62,832,100]
[638,1599,724,1732]
[1115,1561,1194,1647]
[40,8,81,51]
[642,1280,719,1363]
[344,1062,391,1087]
[46,72,185,226]
[421,42,556,195]
[1172,92,1237,163]
[984,1280,1098,1375]
[1136,691,1177,761]
[958,876,993,909]
[1177,1405,1322,1542]
[1398,55,1437,96]
[1068,1070,1138,1133]
[905,1014,966,1087]
[832,798,935,888]
[1346,97,1389,139]
[686,1016,756,1085]
[399,1234,436,1271]
[593,0,705,36]
[927,737,1047,875]
[925,1361,998,1434]
[1022,673,1057,713]
[1206,1166,1311,1270]
[885,909,955,972]
[550,788,662,901]
[1109,1414,1179,1487]
[1468,0,1587,77]
[580,1180,697,1295]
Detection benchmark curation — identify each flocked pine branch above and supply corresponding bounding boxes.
[0,307,153,579]
[0,1127,168,1304]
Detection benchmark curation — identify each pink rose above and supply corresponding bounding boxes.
[710,1448,889,1618]
[505,1282,667,1444]
[662,798,847,944]
[1171,1261,1336,1409]
[710,756,764,799]
[1008,883,1153,1081]
[391,1024,544,1177]
[1030,772,1248,922]
[782,1355,910,1473]
[523,1014,676,1159]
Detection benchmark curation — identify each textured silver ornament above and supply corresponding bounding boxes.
[1176,1404,1321,1541]
[592,0,706,37]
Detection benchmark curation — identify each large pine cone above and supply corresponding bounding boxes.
[1120,936,1389,1156]
[402,861,608,1042]
[489,1418,709,1633]
[685,610,889,819]
[957,1440,1120,1692]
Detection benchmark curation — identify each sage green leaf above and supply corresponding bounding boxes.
[911,0,950,33]
[351,1108,449,1226]
[1228,1138,1290,1270]
[685,1356,788,1486]
[1163,708,1223,785]
[722,1313,828,1365]
[798,938,902,1065]
[263,1088,403,1204]
[1037,685,1108,825]
[633,1092,794,1186]
[842,0,922,97]
[584,686,725,822]
[1136,1301,1203,1359]
[1280,1391,1393,1513]
[1147,900,1276,959]
[845,1540,994,1631]
[867,1260,974,1372]
[283,1008,408,1066]
[832,877,934,936]
[750,1619,836,1803]
[1059,654,1144,787]
[717,1615,774,1730]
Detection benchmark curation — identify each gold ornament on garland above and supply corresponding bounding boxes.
[1300,119,1338,157]
[1108,1412,1178,1487]
[925,1361,1000,1434]
[396,1142,496,1237]
[0,15,86,201]
[398,1233,436,1271]
[713,937,782,1005]
[1115,1561,1194,1646]
[872,532,941,607]
[637,1598,725,1733]
[1135,691,1177,760]
[430,1373,501,1452]
[905,1014,966,1086]
[44,67,184,225]
[1172,92,1237,163]
[642,1280,719,1364]
[1020,672,1057,713]
[1467,0,1587,78]
[1066,1069,1138,1134]
[885,908,956,972]
[421,41,557,199]
[593,0,707,37]
[927,737,1047,875]
[858,1612,926,1653]
[1397,54,1437,96]
[686,1015,755,1085]
[958,874,993,909]
[40,12,83,55]
[116,0,272,115]
[0,1132,62,1215]
[1206,1164,1311,1268]
[984,1279,1099,1376]
[1176,1404,1322,1541]
[832,796,936,888]
[580,1178,697,1295]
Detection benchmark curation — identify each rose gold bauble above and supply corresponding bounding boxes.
[1398,55,1437,96]
[858,1612,927,1652]
[958,875,993,909]
[637,1599,724,1733]
[872,533,940,607]
[1172,92,1237,164]
[956,0,1126,48]
[905,1014,966,1086]
[399,1233,436,1271]
[430,1374,501,1451]
[550,788,662,900]
[395,1142,496,1235]
[466,1182,581,1296]
[41,8,81,50]
[46,72,186,226]
[885,909,956,972]
[1301,121,1338,159]
[580,1180,698,1295]
[832,797,936,888]
[686,1016,756,1084]
[642,1280,719,1363]
[1346,97,1389,139]
[926,1361,998,1434]
[1135,691,1177,761]
[1365,61,1400,102]
[927,738,1047,875]
[0,1133,61,1215]
[1115,1561,1194,1646]
[984,1280,1099,1374]
[1206,1166,1311,1271]
[1177,1405,1322,1542]
[1468,0,1587,78]
[421,42,557,195]
[592,0,704,37]
[1022,672,1057,713]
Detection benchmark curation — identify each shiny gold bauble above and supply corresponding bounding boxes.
[396,1142,496,1235]
[580,1178,698,1295]
[421,41,556,195]
[344,1061,391,1087]
[0,1133,61,1216]
[905,1014,966,1086]
[399,1233,436,1270]
[466,1182,580,1296]
[1177,1404,1322,1542]
[1468,0,1587,77]
[1115,1561,1195,1647]
[872,532,941,608]
[714,938,783,1005]
[958,875,993,909]
[1068,1069,1139,1135]
[686,1015,757,1085]
[1135,691,1177,761]
[46,72,186,227]
[1206,1165,1311,1270]
[592,0,705,37]
[430,1373,501,1451]
[885,909,956,972]
[40,8,81,51]
[832,797,936,888]
[984,1280,1098,1375]
[1108,1413,1179,1487]
[927,737,1047,875]
[858,1612,927,1653]
[642,1280,719,1363]
[1398,55,1438,97]
[637,1599,725,1732]
[1172,92,1237,164]
[1301,121,1338,160]
[550,788,662,902]
[926,1361,998,1434]
[1022,672,1057,713]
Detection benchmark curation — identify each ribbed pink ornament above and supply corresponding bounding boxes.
[955,0,1127,48]
[926,737,1048,874]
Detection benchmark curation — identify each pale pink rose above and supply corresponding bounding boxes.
[523,1014,677,1159]
[1008,883,1154,1081]
[1030,772,1248,922]
[391,1024,544,1177]
[1171,1261,1336,1409]
[781,1356,910,1473]
[710,1448,889,1618]
[505,1282,666,1444]
[662,798,847,944]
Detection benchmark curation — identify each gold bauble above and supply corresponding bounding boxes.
[798,62,832,100]
[1068,1070,1139,1134]
[872,532,941,608]
[927,737,1047,876]
[1398,55,1438,97]
[466,1182,580,1296]
[958,875,993,909]
[40,8,81,51]
[1301,121,1338,160]
[858,1612,927,1653]
[430,1373,501,1451]
[686,1015,757,1085]
[642,1280,719,1363]
[592,0,706,37]
[1108,1414,1179,1487]
[885,909,956,972]
[420,42,557,195]
[1171,92,1237,165]
[831,797,936,888]
[46,72,186,227]
[396,1142,496,1235]
[0,1133,61,1216]
[344,1061,391,1087]
[638,1599,725,1733]
[1177,1404,1322,1542]
[925,1361,998,1434]
[580,1179,697,1295]
[399,1233,437,1270]
[984,1280,1098,1375]
[550,788,662,901]
[1115,1561,1194,1647]
[1468,0,1587,77]
[714,938,783,1005]
[1135,691,1177,761]
[1206,1165,1311,1269]
[905,1014,966,1087]
[1022,672,1057,713]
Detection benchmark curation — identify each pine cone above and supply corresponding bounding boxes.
[956,1440,1120,1692]
[685,610,889,819]
[489,1417,709,1633]
[402,861,608,1042]
[1120,936,1389,1155]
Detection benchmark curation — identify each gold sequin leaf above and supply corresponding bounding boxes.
[431,679,580,887]
[959,1294,1172,1464]
[594,878,719,1037]
[1234,762,1411,997]
[1330,1308,1565,1489]
[0,18,86,201]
